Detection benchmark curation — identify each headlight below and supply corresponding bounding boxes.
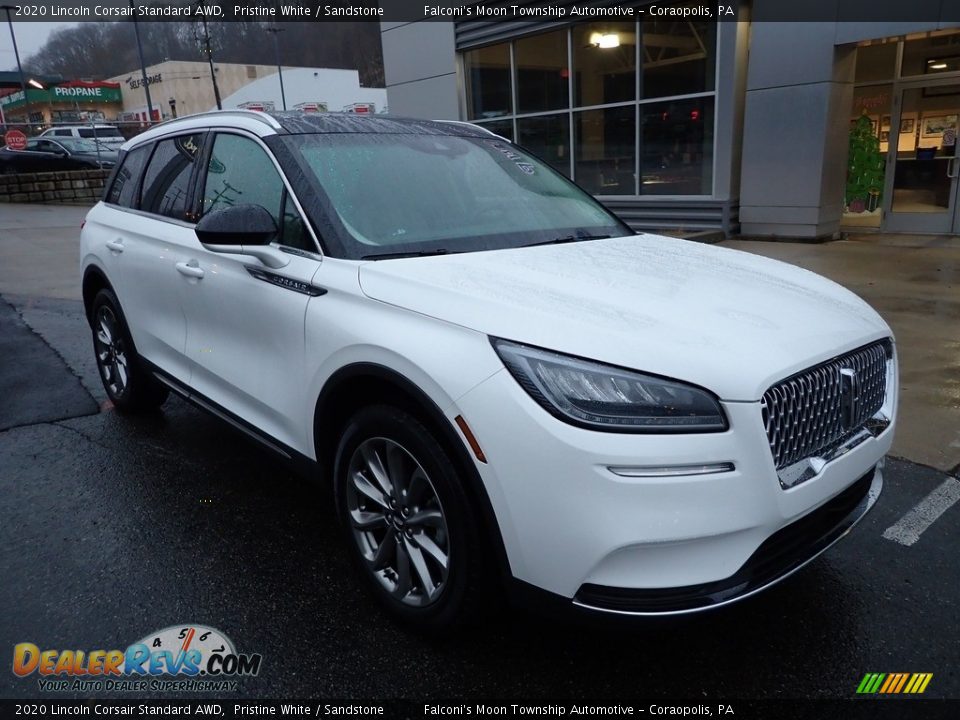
[492,339,727,433]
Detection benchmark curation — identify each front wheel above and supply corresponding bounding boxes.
[334,405,488,632]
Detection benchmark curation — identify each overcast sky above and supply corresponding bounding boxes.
[0,21,75,69]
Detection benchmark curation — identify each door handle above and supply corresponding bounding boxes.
[175,260,205,279]
[948,156,959,179]
[105,238,124,253]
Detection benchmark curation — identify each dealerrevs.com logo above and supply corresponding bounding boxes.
[12,624,262,692]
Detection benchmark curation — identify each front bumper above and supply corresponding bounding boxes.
[453,367,895,610]
[574,463,881,614]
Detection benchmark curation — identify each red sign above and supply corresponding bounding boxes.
[4,129,27,151]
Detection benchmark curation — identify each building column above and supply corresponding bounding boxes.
[380,22,460,120]
[739,21,855,238]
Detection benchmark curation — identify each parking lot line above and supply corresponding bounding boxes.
[882,476,960,546]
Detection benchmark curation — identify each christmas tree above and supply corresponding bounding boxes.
[845,115,884,212]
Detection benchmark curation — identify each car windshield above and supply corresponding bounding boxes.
[78,127,122,139]
[282,132,631,259]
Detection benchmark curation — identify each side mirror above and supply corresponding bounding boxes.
[194,204,289,269]
[195,204,277,246]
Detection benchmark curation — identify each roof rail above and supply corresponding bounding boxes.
[435,120,502,137]
[147,108,283,132]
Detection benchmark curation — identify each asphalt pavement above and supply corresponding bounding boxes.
[0,205,957,708]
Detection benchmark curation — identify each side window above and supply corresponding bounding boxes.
[55,130,71,137]
[140,134,204,221]
[279,193,309,251]
[202,133,313,252]
[106,144,151,208]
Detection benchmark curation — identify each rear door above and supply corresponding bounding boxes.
[112,132,208,382]
[178,131,323,452]
[36,140,83,170]
[85,142,153,324]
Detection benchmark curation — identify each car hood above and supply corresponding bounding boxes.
[357,234,892,401]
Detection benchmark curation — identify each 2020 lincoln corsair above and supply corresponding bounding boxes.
[81,110,897,630]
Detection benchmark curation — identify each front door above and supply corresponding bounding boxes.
[179,131,324,455]
[882,79,960,233]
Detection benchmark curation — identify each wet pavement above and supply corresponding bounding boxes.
[1,205,958,704]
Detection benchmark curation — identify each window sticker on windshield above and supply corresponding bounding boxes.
[489,142,536,175]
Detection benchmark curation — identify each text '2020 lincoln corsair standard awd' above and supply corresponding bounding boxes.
[81,110,897,630]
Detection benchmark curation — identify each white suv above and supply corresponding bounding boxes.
[41,125,126,147]
[81,110,898,630]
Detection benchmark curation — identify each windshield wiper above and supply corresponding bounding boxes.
[523,233,611,248]
[360,249,453,260]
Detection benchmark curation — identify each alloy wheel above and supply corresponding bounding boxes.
[345,437,451,607]
[94,305,129,398]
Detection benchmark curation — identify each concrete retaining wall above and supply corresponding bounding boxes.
[0,169,110,204]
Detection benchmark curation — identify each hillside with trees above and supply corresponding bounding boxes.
[24,19,384,87]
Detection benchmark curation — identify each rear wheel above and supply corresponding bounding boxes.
[90,288,168,412]
[334,404,487,631]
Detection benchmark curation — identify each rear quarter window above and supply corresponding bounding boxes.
[106,144,151,208]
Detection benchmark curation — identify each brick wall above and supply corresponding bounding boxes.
[0,169,110,204]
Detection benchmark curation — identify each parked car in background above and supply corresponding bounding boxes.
[80,110,897,631]
[40,124,126,147]
[0,137,117,174]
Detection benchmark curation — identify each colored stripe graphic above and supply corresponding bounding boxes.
[893,673,910,693]
[858,673,933,694]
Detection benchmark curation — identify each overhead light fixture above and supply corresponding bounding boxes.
[930,62,948,69]
[27,78,44,89]
[589,32,620,49]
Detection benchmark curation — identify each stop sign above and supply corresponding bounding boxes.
[4,129,27,151]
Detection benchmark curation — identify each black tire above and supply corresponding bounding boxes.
[90,288,168,413]
[333,404,488,632]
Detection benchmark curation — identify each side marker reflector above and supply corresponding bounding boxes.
[454,415,487,464]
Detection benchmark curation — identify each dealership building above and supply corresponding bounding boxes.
[381,2,960,237]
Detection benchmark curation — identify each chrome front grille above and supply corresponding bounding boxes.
[761,341,890,471]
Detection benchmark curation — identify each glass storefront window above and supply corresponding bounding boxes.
[854,42,898,83]
[517,113,571,177]
[462,21,718,196]
[640,97,713,195]
[463,43,512,120]
[479,118,514,142]
[515,30,569,113]
[572,22,636,107]
[901,33,960,78]
[575,106,636,195]
[641,16,715,99]
[844,86,892,229]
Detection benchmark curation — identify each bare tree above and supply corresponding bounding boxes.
[24,20,384,87]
